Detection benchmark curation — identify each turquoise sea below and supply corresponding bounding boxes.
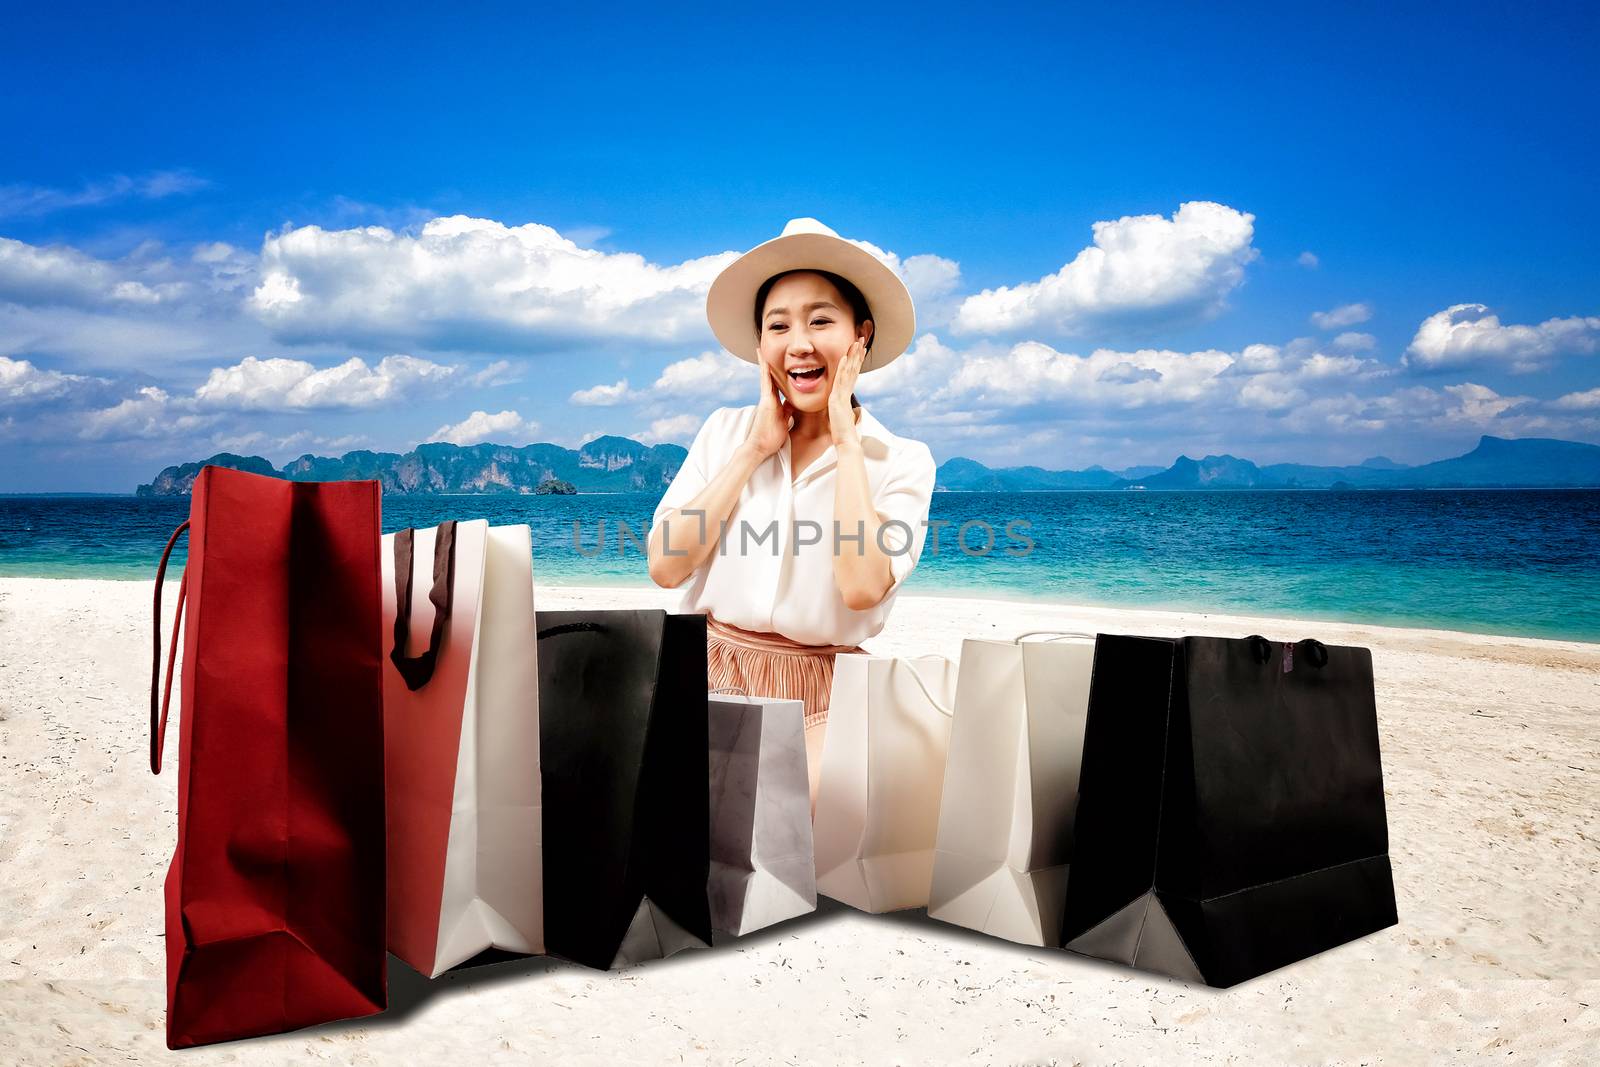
[2,490,1598,642]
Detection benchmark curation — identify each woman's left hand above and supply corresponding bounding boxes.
[828,337,866,448]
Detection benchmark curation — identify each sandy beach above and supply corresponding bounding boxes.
[1,576,1596,1065]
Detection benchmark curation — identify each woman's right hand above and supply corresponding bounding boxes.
[745,361,792,459]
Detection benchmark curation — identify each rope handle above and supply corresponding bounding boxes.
[1013,629,1095,643]
[709,685,748,696]
[897,656,957,717]
[150,520,190,775]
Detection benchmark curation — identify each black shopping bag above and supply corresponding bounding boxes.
[1060,634,1397,987]
[536,609,712,970]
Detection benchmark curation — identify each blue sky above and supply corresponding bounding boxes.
[2,2,1597,491]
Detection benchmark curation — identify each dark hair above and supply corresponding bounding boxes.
[755,268,868,411]
[753,269,874,351]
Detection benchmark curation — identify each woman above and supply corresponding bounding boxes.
[648,217,937,811]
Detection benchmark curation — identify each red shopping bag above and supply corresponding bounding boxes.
[149,465,387,1048]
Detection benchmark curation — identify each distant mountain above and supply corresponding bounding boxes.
[137,453,279,496]
[936,436,1600,491]
[1393,436,1600,488]
[141,434,1600,496]
[137,438,689,496]
[1255,460,1408,489]
[935,458,1124,491]
[933,457,1007,492]
[1133,454,1263,489]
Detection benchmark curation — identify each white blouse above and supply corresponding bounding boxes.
[651,404,937,647]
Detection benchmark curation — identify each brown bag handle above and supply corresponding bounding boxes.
[390,520,457,690]
[150,520,190,775]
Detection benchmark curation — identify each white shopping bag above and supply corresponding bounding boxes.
[813,653,959,913]
[706,690,817,936]
[928,631,1095,946]
[382,519,544,977]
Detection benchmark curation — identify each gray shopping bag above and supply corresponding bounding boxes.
[707,691,817,935]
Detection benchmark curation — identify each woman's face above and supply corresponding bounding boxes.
[757,271,873,414]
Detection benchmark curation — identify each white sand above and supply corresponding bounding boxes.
[1,577,1597,1064]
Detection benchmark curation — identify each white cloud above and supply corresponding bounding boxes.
[0,299,274,374]
[0,345,472,454]
[1224,351,1388,414]
[193,354,455,411]
[1299,352,1388,379]
[570,378,634,406]
[860,334,1392,425]
[0,355,93,401]
[637,413,703,445]
[6,350,459,450]
[192,241,237,263]
[570,350,754,413]
[1297,251,1319,268]
[1282,382,1537,438]
[248,215,740,350]
[427,409,541,446]
[0,170,210,218]
[563,225,613,246]
[468,359,520,388]
[855,333,965,402]
[952,202,1259,337]
[1310,302,1372,330]
[1233,342,1285,374]
[1404,303,1600,372]
[1332,331,1377,352]
[0,235,255,368]
[1439,382,1528,424]
[283,431,366,454]
[651,350,750,402]
[938,342,1237,410]
[899,253,962,301]
[76,387,223,442]
[242,214,959,352]
[1552,387,1600,411]
[848,331,1516,467]
[189,241,257,295]
[212,429,368,457]
[0,347,470,460]
[872,249,963,328]
[209,429,269,453]
[0,237,187,308]
[1238,376,1307,411]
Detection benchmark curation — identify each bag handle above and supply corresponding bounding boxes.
[390,521,457,691]
[898,656,957,717]
[1246,634,1330,670]
[1013,629,1095,643]
[150,520,190,775]
[710,685,748,696]
[537,620,607,640]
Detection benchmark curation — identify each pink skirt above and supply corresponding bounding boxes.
[705,616,865,730]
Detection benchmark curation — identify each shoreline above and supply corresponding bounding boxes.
[9,485,1600,497]
[7,573,1597,649]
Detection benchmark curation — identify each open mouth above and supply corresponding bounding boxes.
[788,366,825,381]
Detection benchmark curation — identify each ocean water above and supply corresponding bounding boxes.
[2,490,1598,642]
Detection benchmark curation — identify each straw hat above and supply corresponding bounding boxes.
[705,217,916,373]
